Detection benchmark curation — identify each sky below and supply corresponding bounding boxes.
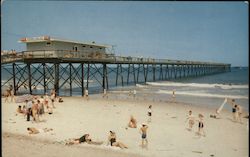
[1,1,249,67]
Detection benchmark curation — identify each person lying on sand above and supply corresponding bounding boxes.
[66,134,103,145]
[107,131,128,149]
[27,127,53,134]
[128,115,137,128]
[27,127,39,134]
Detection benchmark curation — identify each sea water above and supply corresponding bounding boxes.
[135,67,249,110]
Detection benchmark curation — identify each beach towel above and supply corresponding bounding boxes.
[15,94,33,103]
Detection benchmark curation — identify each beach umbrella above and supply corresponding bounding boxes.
[15,94,33,103]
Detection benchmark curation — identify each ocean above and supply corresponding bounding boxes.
[1,66,249,110]
[134,67,249,110]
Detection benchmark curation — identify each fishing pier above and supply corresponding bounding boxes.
[1,36,231,96]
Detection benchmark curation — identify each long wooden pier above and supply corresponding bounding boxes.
[1,50,231,96]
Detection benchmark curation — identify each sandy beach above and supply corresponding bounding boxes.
[2,93,249,157]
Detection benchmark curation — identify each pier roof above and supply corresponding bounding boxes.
[18,36,111,48]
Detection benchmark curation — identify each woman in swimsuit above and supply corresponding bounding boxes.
[107,131,128,149]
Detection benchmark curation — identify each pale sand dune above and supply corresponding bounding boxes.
[2,94,249,157]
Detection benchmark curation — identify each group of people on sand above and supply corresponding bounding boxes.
[186,110,206,137]
[16,89,63,122]
[228,98,243,123]
[66,126,149,149]
[66,105,151,149]
[185,98,245,137]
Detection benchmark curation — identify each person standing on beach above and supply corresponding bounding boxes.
[140,124,148,148]
[133,89,136,99]
[186,110,195,131]
[85,89,89,100]
[4,89,10,103]
[229,99,238,122]
[44,93,49,109]
[196,114,205,137]
[51,93,56,108]
[147,105,152,123]
[26,100,32,121]
[103,88,108,98]
[236,104,243,123]
[10,88,15,103]
[172,89,176,102]
[31,101,39,122]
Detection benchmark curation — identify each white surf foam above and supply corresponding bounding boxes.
[146,82,248,89]
[136,84,146,88]
[157,89,248,99]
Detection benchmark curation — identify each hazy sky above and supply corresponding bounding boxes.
[1,1,248,66]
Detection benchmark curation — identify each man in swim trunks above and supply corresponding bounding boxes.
[140,124,148,148]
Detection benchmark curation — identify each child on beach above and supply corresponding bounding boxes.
[140,124,148,148]
[186,110,195,131]
[107,131,128,149]
[147,105,152,123]
[196,114,206,137]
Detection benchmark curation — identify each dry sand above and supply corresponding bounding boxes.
[2,94,249,157]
